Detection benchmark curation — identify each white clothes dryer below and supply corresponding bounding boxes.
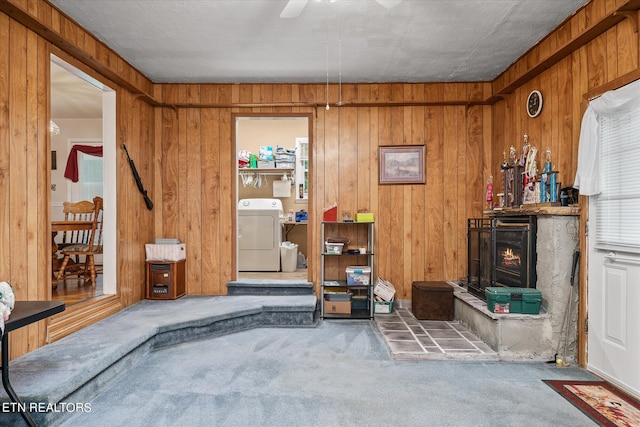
[237,198,284,271]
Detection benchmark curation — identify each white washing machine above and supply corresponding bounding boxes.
[238,198,284,271]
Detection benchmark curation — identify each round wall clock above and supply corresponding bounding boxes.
[527,90,543,118]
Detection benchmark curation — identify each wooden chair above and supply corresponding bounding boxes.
[56,197,104,286]
[58,199,95,252]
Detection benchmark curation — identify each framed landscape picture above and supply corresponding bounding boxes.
[379,145,425,184]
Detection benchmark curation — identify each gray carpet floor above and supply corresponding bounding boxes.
[60,320,598,427]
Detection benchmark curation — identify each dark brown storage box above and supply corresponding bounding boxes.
[412,281,454,321]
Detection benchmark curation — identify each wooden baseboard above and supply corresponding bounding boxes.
[47,295,122,343]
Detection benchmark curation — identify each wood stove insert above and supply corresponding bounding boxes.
[467,216,536,300]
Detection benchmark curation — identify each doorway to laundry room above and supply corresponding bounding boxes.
[234,114,311,281]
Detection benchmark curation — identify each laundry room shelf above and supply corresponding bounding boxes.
[238,168,294,174]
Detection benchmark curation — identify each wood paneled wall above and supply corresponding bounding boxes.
[2,0,640,360]
[0,10,50,358]
[490,0,639,189]
[0,0,156,358]
[489,0,640,364]
[117,90,156,307]
[154,83,490,299]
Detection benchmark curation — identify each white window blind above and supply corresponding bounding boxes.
[78,152,103,201]
[68,141,103,202]
[596,110,640,251]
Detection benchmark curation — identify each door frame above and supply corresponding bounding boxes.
[50,52,117,297]
[231,112,314,281]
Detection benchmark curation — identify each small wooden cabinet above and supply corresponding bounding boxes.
[146,260,186,300]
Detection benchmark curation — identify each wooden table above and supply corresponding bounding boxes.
[1,301,65,427]
[51,221,93,286]
[283,220,307,240]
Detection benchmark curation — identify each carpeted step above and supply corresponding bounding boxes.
[0,295,317,426]
[227,279,315,296]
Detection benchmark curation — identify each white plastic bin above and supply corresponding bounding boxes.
[280,242,299,272]
[346,266,371,286]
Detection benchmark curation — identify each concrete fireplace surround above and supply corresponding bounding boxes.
[454,210,580,361]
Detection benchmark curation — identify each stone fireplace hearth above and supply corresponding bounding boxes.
[457,210,580,360]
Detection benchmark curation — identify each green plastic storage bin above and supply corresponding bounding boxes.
[485,287,541,314]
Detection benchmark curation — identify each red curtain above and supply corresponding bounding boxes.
[64,145,103,182]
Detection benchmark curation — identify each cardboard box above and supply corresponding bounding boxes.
[484,287,541,314]
[356,212,374,222]
[324,300,351,314]
[374,277,396,302]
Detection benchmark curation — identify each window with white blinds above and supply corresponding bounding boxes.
[596,109,640,251]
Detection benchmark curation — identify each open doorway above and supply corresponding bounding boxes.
[50,54,117,305]
[234,114,311,281]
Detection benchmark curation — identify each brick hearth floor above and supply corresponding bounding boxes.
[375,307,498,360]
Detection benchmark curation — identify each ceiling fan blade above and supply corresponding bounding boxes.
[280,0,309,19]
[376,0,402,9]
